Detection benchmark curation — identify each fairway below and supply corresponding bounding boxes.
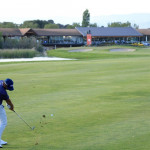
[1,46,150,150]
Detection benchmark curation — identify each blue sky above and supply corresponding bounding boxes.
[0,0,149,28]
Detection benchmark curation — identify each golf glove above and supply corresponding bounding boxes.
[6,104,11,109]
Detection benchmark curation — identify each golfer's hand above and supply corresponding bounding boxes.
[6,99,14,111]
[10,106,14,111]
[7,104,14,111]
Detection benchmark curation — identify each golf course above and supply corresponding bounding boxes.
[1,45,150,150]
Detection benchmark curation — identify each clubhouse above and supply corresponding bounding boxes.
[0,27,149,47]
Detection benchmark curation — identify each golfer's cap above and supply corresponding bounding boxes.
[4,78,14,91]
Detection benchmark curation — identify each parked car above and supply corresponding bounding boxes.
[131,42,144,46]
[141,41,150,46]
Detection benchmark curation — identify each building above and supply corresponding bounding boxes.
[0,28,22,41]
[33,29,83,46]
[76,27,143,45]
[0,27,145,47]
[0,28,83,47]
[137,29,150,42]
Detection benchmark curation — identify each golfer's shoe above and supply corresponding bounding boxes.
[1,140,7,145]
[0,144,2,148]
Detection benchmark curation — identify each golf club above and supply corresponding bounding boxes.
[7,104,35,130]
[13,110,35,130]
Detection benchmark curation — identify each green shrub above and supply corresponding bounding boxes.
[0,32,2,49]
[2,37,37,49]
[35,44,44,53]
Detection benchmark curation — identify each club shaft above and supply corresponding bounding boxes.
[14,111,33,130]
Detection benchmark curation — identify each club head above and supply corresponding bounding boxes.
[32,126,35,130]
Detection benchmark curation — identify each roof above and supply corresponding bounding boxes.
[0,27,143,37]
[19,28,31,35]
[33,29,82,36]
[76,27,143,37]
[0,28,81,36]
[0,28,22,36]
[19,28,37,36]
[137,29,150,35]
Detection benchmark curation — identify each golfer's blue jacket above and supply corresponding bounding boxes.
[0,80,9,105]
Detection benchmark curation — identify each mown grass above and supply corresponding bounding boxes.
[0,46,150,150]
[0,49,37,58]
[47,45,150,59]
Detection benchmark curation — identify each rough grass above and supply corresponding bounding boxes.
[0,49,37,58]
[0,46,150,150]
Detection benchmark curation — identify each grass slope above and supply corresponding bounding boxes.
[0,46,150,150]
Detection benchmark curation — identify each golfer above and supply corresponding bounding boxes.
[0,78,14,148]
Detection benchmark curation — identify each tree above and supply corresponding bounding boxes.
[32,20,48,28]
[82,9,90,27]
[133,24,139,29]
[44,23,59,29]
[72,22,81,27]
[66,24,74,29]
[57,23,65,29]
[48,20,55,24]
[20,20,57,28]
[107,21,139,29]
[0,22,17,28]
[66,22,81,29]
[20,21,39,28]
[108,21,131,27]
[90,23,98,27]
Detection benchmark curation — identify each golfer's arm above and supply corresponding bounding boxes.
[5,99,14,111]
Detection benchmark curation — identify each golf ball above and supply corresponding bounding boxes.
[51,114,53,117]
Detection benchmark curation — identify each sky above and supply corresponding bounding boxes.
[0,0,149,28]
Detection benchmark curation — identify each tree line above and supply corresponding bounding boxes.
[0,9,139,29]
